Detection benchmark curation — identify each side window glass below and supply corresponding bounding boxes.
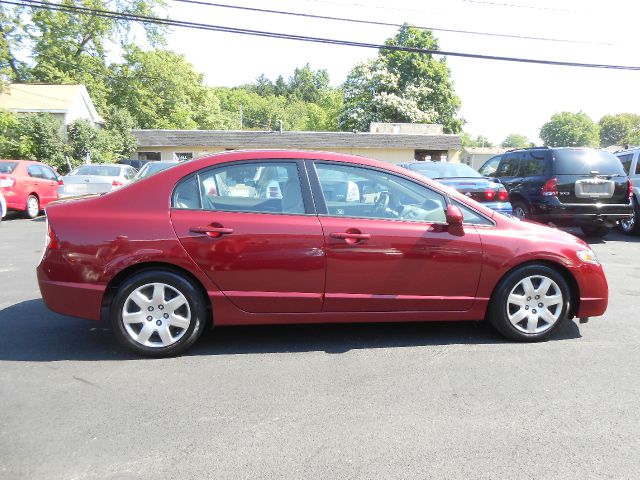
[617,154,633,175]
[315,163,447,223]
[635,155,640,175]
[452,200,493,225]
[125,168,136,180]
[27,165,42,178]
[521,153,547,176]
[41,166,58,180]
[479,156,501,177]
[198,162,304,215]
[496,155,521,177]
[173,175,201,209]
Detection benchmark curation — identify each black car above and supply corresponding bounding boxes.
[397,161,512,215]
[479,147,633,237]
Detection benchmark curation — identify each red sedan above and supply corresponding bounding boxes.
[0,159,60,218]
[37,150,608,356]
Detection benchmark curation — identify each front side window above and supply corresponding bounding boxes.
[496,155,521,177]
[478,156,501,177]
[451,200,494,226]
[315,163,447,223]
[41,166,58,180]
[174,162,305,215]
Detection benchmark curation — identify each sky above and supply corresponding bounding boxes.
[160,0,640,144]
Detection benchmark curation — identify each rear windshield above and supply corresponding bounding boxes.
[554,150,626,175]
[72,165,121,176]
[0,162,18,174]
[409,162,481,179]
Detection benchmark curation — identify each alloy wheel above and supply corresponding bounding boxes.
[122,282,191,348]
[506,275,563,334]
[619,214,635,233]
[513,205,526,220]
[27,196,39,218]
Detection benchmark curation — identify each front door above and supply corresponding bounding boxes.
[170,160,325,314]
[311,162,484,312]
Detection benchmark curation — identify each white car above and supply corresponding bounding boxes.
[0,191,6,221]
[59,164,137,198]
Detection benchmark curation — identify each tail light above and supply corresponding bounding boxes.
[58,178,64,186]
[112,180,123,188]
[542,177,558,196]
[484,190,496,201]
[46,222,59,250]
[629,179,634,199]
[497,188,509,202]
[0,175,15,187]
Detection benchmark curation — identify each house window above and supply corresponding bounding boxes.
[138,152,161,161]
[175,152,193,161]
[415,149,448,162]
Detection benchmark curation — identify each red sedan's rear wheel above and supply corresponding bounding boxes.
[110,270,208,357]
[488,264,571,342]
[25,194,40,219]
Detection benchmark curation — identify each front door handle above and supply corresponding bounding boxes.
[190,225,234,238]
[330,230,370,244]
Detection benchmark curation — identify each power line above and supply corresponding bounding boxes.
[6,0,640,71]
[170,0,605,45]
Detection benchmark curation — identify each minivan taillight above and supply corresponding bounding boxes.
[629,179,634,199]
[542,178,558,196]
[0,175,15,188]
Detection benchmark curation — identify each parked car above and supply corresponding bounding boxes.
[134,160,179,180]
[0,191,6,221]
[38,150,608,357]
[613,147,640,235]
[397,161,512,215]
[479,147,633,237]
[0,159,60,218]
[59,164,137,198]
[117,159,148,170]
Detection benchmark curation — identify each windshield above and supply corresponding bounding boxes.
[136,162,178,178]
[408,162,482,179]
[554,149,626,175]
[71,165,122,176]
[0,161,18,174]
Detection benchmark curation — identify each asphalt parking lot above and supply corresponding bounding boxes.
[1,214,639,480]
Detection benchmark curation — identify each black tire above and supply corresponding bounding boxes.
[511,200,529,220]
[110,270,208,357]
[488,264,571,342]
[24,194,40,219]
[618,198,640,235]
[580,225,612,238]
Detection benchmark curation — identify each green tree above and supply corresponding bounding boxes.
[539,112,600,147]
[461,133,494,147]
[339,24,463,133]
[2,113,69,169]
[598,113,640,147]
[108,47,224,129]
[501,133,530,148]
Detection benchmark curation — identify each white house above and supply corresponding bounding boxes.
[0,84,103,126]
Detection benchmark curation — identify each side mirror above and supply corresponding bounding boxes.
[446,204,464,226]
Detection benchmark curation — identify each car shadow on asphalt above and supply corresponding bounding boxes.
[0,298,582,362]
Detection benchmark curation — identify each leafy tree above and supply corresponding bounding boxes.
[1,113,69,169]
[287,64,330,103]
[501,133,530,148]
[108,47,224,129]
[539,112,600,147]
[0,5,27,82]
[598,113,640,147]
[339,24,463,133]
[67,109,135,164]
[461,132,494,147]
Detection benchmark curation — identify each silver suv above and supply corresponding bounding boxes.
[614,147,640,235]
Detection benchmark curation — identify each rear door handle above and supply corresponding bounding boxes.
[190,225,234,237]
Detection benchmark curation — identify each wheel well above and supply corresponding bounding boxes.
[100,262,213,326]
[489,260,580,319]
[508,193,526,206]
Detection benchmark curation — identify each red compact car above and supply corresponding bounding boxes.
[37,150,608,356]
[0,159,60,218]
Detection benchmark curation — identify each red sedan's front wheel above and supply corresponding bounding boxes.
[110,270,208,357]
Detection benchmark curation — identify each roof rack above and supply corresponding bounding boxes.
[505,146,549,152]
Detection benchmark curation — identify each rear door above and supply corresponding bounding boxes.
[170,160,325,314]
[38,165,60,205]
[553,150,629,205]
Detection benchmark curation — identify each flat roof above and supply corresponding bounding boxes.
[132,129,462,150]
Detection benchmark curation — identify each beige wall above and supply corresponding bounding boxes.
[137,146,461,164]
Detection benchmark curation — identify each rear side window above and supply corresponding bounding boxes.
[520,152,549,176]
[0,162,17,174]
[554,150,626,175]
[617,154,633,175]
[173,175,201,209]
[496,155,521,177]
